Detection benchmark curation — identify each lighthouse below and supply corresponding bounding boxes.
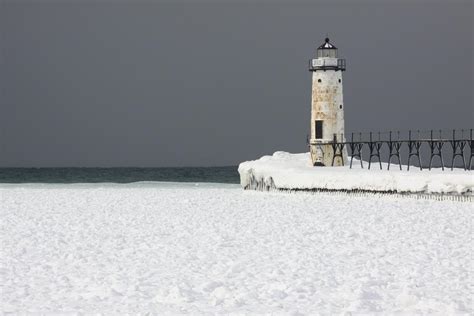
[309,37,347,166]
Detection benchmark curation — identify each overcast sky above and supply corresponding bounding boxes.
[1,0,472,167]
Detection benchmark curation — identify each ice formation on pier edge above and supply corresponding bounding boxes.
[238,152,473,197]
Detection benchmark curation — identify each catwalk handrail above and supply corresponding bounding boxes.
[306,129,473,170]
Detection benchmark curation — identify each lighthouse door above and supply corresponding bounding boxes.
[315,120,323,139]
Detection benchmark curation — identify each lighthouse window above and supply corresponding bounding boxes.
[338,79,341,83]
[339,104,343,109]
[315,120,323,139]
[318,79,322,83]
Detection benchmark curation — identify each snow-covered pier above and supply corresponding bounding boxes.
[238,152,474,201]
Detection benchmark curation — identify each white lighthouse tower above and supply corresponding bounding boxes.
[309,37,347,166]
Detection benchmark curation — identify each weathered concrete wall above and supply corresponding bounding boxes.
[309,58,346,166]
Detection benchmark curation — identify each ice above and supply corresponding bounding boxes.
[238,151,473,195]
[1,183,472,313]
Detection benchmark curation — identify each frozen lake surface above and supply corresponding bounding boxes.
[1,183,472,314]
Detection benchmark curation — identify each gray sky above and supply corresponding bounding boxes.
[1,0,472,167]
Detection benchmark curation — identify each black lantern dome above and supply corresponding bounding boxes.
[317,37,338,58]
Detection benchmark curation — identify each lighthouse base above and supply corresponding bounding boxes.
[310,142,347,167]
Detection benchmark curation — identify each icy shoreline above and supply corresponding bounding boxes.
[238,152,473,196]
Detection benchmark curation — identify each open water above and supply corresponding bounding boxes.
[0,167,239,184]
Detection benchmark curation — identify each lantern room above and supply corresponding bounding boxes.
[317,38,338,58]
[309,37,346,72]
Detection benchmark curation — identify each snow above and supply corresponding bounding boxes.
[238,151,474,196]
[1,182,472,314]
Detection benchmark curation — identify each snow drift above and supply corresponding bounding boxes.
[238,152,473,196]
[1,183,472,313]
